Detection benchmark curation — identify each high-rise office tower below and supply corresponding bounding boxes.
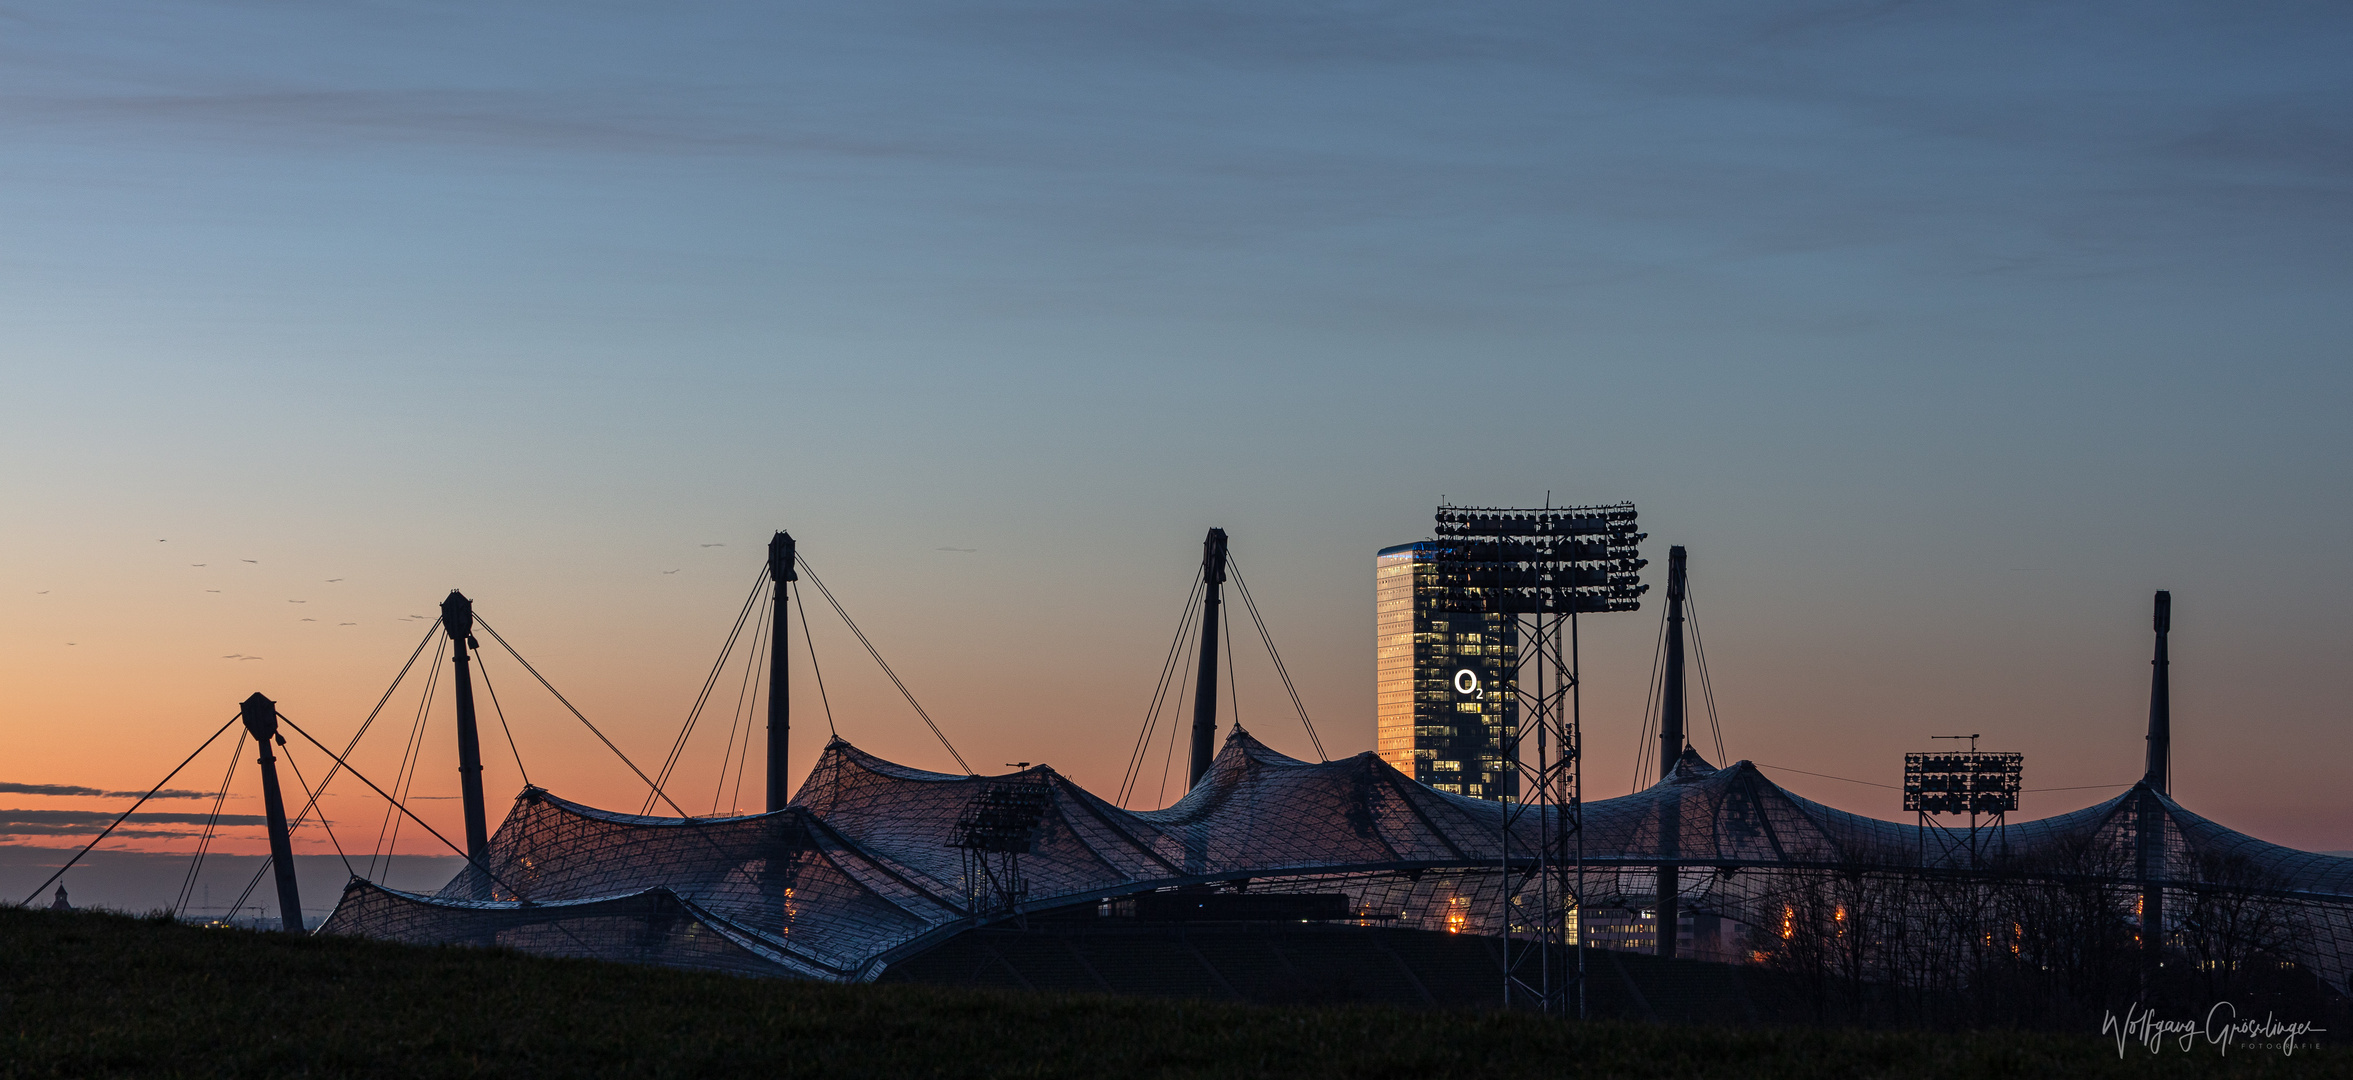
[1375,542,1518,799]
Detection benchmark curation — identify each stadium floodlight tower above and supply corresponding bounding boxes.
[1903,735,2023,868]
[1430,502,1646,1018]
[950,766,1055,916]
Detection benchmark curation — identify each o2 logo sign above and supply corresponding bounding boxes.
[1453,668,1482,697]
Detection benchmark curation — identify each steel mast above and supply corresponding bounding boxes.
[1656,545,1687,959]
[2140,590,2172,979]
[440,590,491,860]
[238,692,305,932]
[2144,590,2171,794]
[1187,528,1229,790]
[767,530,798,812]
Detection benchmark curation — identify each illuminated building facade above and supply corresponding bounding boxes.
[1375,542,1518,799]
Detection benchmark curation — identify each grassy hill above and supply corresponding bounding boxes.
[0,907,2324,1079]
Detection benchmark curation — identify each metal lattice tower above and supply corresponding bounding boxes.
[1904,739,2023,868]
[1430,503,1647,1016]
[950,769,1055,915]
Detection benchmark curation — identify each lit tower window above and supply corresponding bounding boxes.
[1376,542,1518,799]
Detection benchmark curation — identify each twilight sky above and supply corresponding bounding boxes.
[2,1,2349,867]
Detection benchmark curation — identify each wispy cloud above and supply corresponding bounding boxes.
[0,809,270,828]
[0,825,207,841]
[0,781,211,800]
[0,85,990,165]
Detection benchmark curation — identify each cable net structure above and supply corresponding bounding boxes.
[318,728,2353,1000]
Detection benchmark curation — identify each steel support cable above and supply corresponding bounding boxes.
[1683,578,1729,766]
[472,649,531,789]
[773,584,840,802]
[728,599,781,813]
[651,565,772,805]
[719,680,751,814]
[373,653,437,872]
[792,555,972,775]
[1750,764,1900,790]
[661,569,769,805]
[1124,575,1204,805]
[383,639,443,865]
[1115,583,1195,804]
[279,739,357,878]
[173,731,246,917]
[324,615,447,867]
[18,713,241,907]
[225,862,270,924]
[324,620,449,862]
[1154,617,1202,808]
[1225,557,1327,761]
[242,616,440,877]
[1119,574,1202,807]
[725,706,753,815]
[713,593,774,814]
[174,733,245,915]
[1225,598,1241,736]
[795,583,837,739]
[1633,645,1656,790]
[473,615,690,818]
[711,594,770,815]
[350,619,446,756]
[1631,604,1670,792]
[371,636,445,877]
[274,712,532,901]
[658,572,765,806]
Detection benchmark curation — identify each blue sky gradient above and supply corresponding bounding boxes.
[2,2,2348,851]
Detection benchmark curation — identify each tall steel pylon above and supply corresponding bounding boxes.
[1432,503,1646,1017]
[1500,608,1583,1015]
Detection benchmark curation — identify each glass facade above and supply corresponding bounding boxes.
[1376,542,1518,800]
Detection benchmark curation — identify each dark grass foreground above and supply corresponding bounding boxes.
[0,908,2326,1079]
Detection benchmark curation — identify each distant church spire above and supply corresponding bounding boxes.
[49,885,70,912]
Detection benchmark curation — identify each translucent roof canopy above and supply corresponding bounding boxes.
[321,728,2353,988]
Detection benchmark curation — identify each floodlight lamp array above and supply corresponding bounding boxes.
[1902,752,2023,815]
[1427,502,1648,614]
[949,778,1054,855]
